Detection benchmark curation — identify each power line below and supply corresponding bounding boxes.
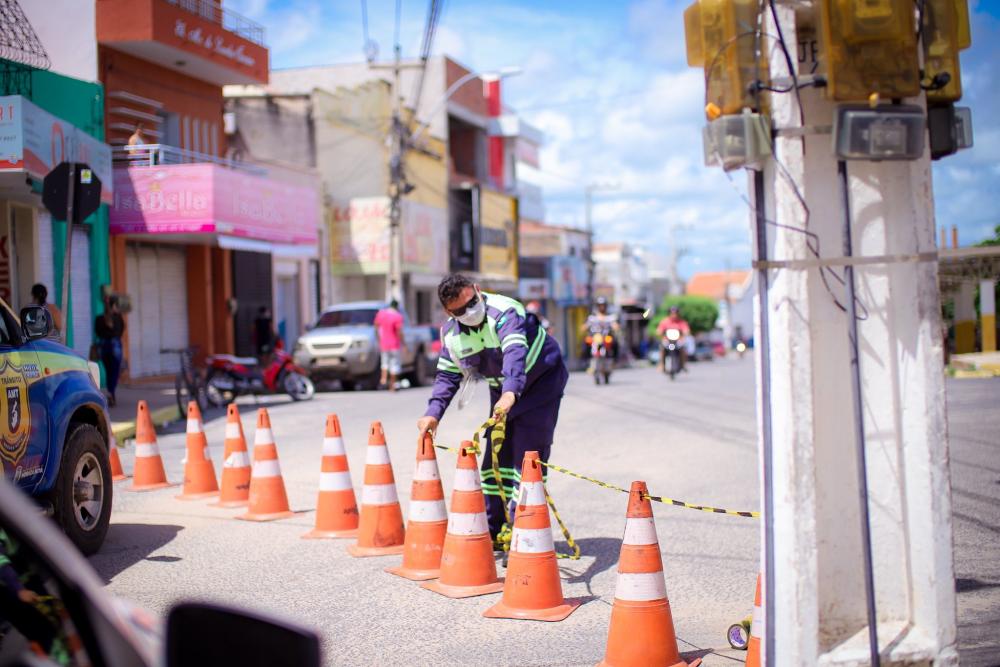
[394,0,403,54]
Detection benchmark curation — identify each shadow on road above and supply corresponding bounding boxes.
[88,523,184,583]
[557,537,622,597]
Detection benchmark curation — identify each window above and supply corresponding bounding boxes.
[314,309,377,328]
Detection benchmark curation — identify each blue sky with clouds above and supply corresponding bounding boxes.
[230,0,1000,276]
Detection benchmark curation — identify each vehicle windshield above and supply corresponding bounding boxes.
[313,309,378,328]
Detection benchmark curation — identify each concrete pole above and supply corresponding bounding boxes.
[760,4,957,664]
[953,281,976,354]
[979,279,996,353]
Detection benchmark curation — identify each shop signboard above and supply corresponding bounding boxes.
[0,96,113,202]
[479,188,518,282]
[550,255,589,304]
[328,197,448,276]
[109,163,320,244]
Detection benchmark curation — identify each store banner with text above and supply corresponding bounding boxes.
[479,189,518,282]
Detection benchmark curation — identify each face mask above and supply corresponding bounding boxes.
[457,295,487,327]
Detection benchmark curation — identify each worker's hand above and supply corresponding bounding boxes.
[417,415,439,439]
[493,391,516,418]
[17,589,39,604]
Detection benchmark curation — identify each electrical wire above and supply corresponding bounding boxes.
[767,0,805,126]
[394,0,403,54]
[360,0,372,60]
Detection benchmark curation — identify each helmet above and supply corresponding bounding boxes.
[669,305,680,314]
[596,297,608,306]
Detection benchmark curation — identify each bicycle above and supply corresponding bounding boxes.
[160,347,208,416]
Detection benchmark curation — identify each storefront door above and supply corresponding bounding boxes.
[125,243,189,377]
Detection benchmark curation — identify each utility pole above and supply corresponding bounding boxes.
[584,182,618,309]
[60,163,77,346]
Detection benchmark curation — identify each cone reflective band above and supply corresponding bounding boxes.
[236,408,294,521]
[109,434,127,481]
[304,414,360,539]
[386,432,448,580]
[177,402,219,500]
[212,404,252,508]
[746,574,763,667]
[128,400,174,491]
[347,422,405,556]
[422,443,504,598]
[484,451,579,622]
[599,481,700,667]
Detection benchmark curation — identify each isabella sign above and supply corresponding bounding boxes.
[110,164,319,245]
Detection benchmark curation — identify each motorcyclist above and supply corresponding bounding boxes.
[581,297,620,373]
[657,306,691,373]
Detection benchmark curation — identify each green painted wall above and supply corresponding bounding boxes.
[5,60,111,351]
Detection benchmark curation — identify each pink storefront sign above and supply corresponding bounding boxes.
[110,163,319,245]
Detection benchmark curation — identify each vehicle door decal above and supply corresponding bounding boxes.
[0,358,31,465]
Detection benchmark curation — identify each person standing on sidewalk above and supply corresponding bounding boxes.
[94,295,125,407]
[416,274,568,543]
[30,284,62,340]
[374,299,404,391]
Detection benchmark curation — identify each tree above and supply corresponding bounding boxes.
[976,225,1000,247]
[646,294,719,338]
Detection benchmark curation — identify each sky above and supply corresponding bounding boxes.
[229,0,1000,277]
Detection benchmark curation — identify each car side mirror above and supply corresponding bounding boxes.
[20,305,52,340]
[166,602,321,667]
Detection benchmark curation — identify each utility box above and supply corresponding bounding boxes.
[703,113,771,171]
[833,105,925,161]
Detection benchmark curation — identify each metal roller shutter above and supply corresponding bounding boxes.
[125,243,188,377]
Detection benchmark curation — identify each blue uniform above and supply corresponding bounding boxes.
[425,292,568,536]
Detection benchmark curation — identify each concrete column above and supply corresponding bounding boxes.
[760,5,957,664]
[953,281,976,354]
[980,279,996,353]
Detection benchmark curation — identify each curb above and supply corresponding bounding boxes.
[111,404,181,444]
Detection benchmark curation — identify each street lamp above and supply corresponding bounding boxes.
[408,66,522,146]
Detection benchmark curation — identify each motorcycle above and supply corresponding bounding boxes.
[662,328,683,380]
[205,344,315,405]
[585,328,615,385]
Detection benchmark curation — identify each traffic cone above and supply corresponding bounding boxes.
[109,434,127,481]
[303,414,359,539]
[347,422,405,556]
[236,408,294,522]
[422,443,504,598]
[745,574,763,667]
[484,451,579,621]
[176,402,219,500]
[127,401,174,491]
[211,404,252,508]
[386,432,448,580]
[598,481,701,667]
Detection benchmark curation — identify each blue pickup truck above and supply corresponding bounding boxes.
[0,299,112,555]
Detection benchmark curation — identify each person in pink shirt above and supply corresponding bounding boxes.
[374,299,405,391]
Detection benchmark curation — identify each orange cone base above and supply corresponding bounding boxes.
[347,543,405,557]
[303,527,359,540]
[176,490,220,501]
[385,564,441,581]
[421,579,505,599]
[598,600,700,667]
[111,473,128,482]
[235,510,295,522]
[127,482,177,492]
[483,598,581,622]
[598,659,699,667]
[210,498,250,508]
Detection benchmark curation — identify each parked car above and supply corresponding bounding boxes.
[293,301,435,390]
[693,338,716,361]
[0,476,320,667]
[0,300,112,555]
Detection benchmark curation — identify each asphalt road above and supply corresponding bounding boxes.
[90,360,998,665]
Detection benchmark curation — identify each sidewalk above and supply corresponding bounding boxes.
[949,351,1000,379]
[108,381,180,443]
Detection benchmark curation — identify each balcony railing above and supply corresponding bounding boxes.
[113,144,267,176]
[164,0,266,45]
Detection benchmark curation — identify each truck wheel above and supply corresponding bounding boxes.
[410,349,430,387]
[52,424,112,555]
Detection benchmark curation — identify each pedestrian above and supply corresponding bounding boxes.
[30,284,62,340]
[416,274,568,544]
[94,295,125,407]
[374,299,404,391]
[127,123,147,147]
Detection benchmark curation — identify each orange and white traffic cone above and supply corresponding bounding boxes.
[303,414,359,539]
[109,434,127,481]
[348,422,405,556]
[211,404,252,508]
[176,401,219,500]
[745,574,763,667]
[127,400,174,492]
[598,481,701,667]
[484,450,579,621]
[236,408,294,522]
[422,443,504,598]
[386,432,448,580]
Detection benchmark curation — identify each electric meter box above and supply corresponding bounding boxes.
[818,0,920,101]
[703,113,772,171]
[928,104,974,160]
[923,0,972,103]
[834,105,925,161]
[684,0,766,117]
